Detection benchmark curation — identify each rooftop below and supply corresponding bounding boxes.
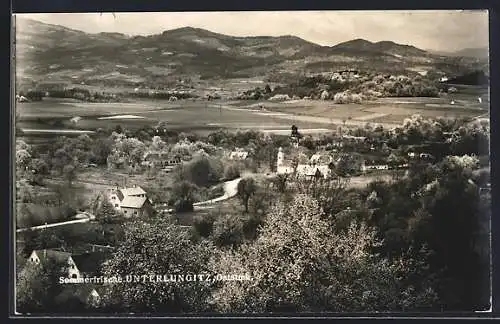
[71,252,111,276]
[296,164,330,177]
[120,196,148,209]
[34,249,72,264]
[120,186,146,196]
[143,151,171,160]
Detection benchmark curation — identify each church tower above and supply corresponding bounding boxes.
[277,147,285,168]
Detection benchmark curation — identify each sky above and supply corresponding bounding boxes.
[17,10,489,52]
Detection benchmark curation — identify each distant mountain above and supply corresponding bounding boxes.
[331,38,377,52]
[331,39,428,57]
[453,47,489,59]
[14,18,486,89]
[429,47,489,59]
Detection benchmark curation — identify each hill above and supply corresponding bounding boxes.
[15,18,486,89]
[429,47,489,60]
[331,39,428,57]
[443,70,489,86]
[453,47,489,59]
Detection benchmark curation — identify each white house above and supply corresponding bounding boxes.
[107,185,152,218]
[361,161,389,172]
[25,249,109,309]
[229,149,249,160]
[142,151,182,169]
[277,147,332,179]
[310,152,333,165]
[26,249,111,279]
[342,135,367,141]
[296,164,331,179]
[27,250,82,279]
[16,94,29,102]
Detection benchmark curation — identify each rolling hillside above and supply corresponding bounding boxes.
[15,17,486,89]
[430,47,489,60]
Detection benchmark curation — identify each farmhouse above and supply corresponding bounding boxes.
[407,151,435,161]
[142,151,182,169]
[25,249,111,279]
[342,135,367,142]
[26,249,81,279]
[361,160,389,172]
[276,147,332,179]
[107,185,153,218]
[296,164,332,180]
[16,94,29,102]
[24,249,109,308]
[228,149,249,160]
[310,152,334,165]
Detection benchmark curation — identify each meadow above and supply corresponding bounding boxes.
[245,95,487,126]
[16,99,332,135]
[16,88,488,142]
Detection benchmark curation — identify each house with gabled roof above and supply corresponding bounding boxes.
[22,249,111,310]
[361,160,389,172]
[310,152,334,165]
[276,147,332,180]
[296,164,331,180]
[27,249,81,279]
[25,249,112,279]
[107,185,153,218]
[228,149,249,160]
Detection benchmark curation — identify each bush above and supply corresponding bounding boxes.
[170,180,197,213]
[174,199,194,213]
[333,91,362,104]
[211,213,245,248]
[223,163,241,181]
[193,213,217,237]
[174,156,223,188]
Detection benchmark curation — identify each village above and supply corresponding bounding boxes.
[16,111,489,308]
[13,10,492,314]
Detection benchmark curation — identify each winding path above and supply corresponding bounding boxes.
[16,213,94,233]
[193,177,242,207]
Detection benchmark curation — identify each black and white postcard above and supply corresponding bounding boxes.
[12,10,491,316]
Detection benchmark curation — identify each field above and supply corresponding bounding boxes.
[42,167,172,203]
[16,99,333,136]
[238,95,488,126]
[16,87,489,142]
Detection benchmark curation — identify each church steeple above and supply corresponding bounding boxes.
[277,147,284,167]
